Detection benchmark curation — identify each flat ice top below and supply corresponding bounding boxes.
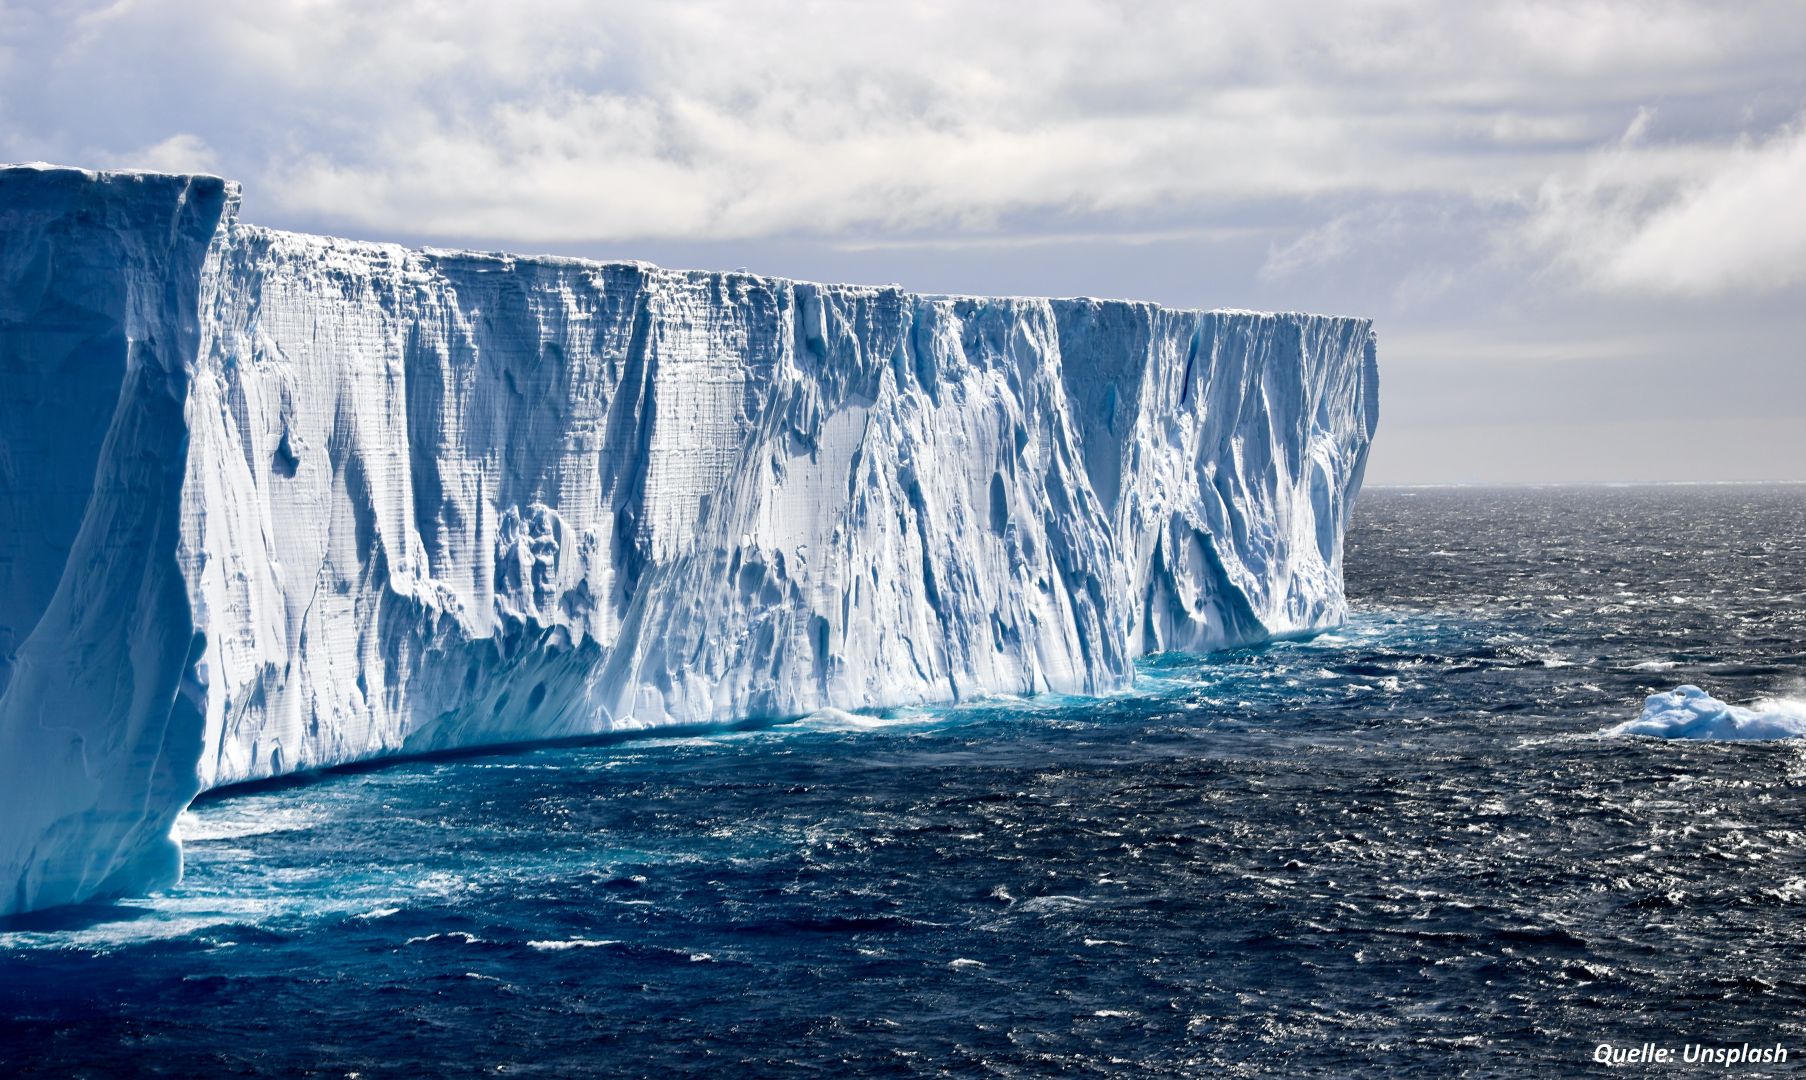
[1,161,1361,322]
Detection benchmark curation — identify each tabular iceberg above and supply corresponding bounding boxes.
[0,164,1379,915]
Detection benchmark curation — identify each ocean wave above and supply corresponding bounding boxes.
[526,938,619,951]
[177,803,323,842]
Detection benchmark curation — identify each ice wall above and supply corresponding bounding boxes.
[0,166,230,914]
[0,165,1378,914]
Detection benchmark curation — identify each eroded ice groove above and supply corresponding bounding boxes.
[0,164,1378,914]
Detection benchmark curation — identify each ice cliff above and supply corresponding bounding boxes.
[0,164,1379,914]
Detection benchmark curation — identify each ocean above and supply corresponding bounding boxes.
[4,485,1804,1076]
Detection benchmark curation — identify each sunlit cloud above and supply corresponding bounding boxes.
[5,0,1803,279]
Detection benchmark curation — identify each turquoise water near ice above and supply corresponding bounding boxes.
[4,486,1805,1075]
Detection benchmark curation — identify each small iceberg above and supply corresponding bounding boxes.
[1606,685,1806,741]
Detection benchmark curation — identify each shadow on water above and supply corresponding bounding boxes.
[189,711,813,804]
[188,629,1380,809]
[0,899,159,935]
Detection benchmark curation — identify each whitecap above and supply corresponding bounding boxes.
[403,931,483,946]
[1015,894,1093,913]
[526,938,618,951]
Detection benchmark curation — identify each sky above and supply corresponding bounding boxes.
[3,0,1803,484]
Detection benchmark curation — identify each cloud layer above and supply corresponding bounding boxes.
[3,0,1802,298]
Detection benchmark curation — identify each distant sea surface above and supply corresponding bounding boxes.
[4,486,1805,1076]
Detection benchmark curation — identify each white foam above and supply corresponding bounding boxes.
[794,707,929,733]
[403,931,484,946]
[177,804,322,842]
[0,913,237,954]
[1606,685,1806,741]
[527,938,619,951]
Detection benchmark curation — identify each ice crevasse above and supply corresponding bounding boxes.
[0,164,1379,915]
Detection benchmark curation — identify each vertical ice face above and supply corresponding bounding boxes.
[0,165,1379,915]
[0,165,232,913]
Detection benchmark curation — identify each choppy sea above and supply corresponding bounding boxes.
[4,485,1805,1076]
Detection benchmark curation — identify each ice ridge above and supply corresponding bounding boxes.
[0,164,1379,914]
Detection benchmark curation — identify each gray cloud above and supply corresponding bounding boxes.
[8,2,1802,246]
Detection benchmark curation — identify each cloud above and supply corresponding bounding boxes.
[1524,112,1806,296]
[4,0,1805,313]
[126,132,219,175]
[1597,120,1806,295]
[6,0,1804,252]
[1260,206,1414,281]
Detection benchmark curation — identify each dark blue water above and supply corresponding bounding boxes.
[5,486,1805,1076]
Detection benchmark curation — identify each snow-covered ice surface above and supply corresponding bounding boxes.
[1606,685,1806,741]
[0,164,1378,915]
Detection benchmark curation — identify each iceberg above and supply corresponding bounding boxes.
[1608,685,1806,741]
[0,164,1379,915]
